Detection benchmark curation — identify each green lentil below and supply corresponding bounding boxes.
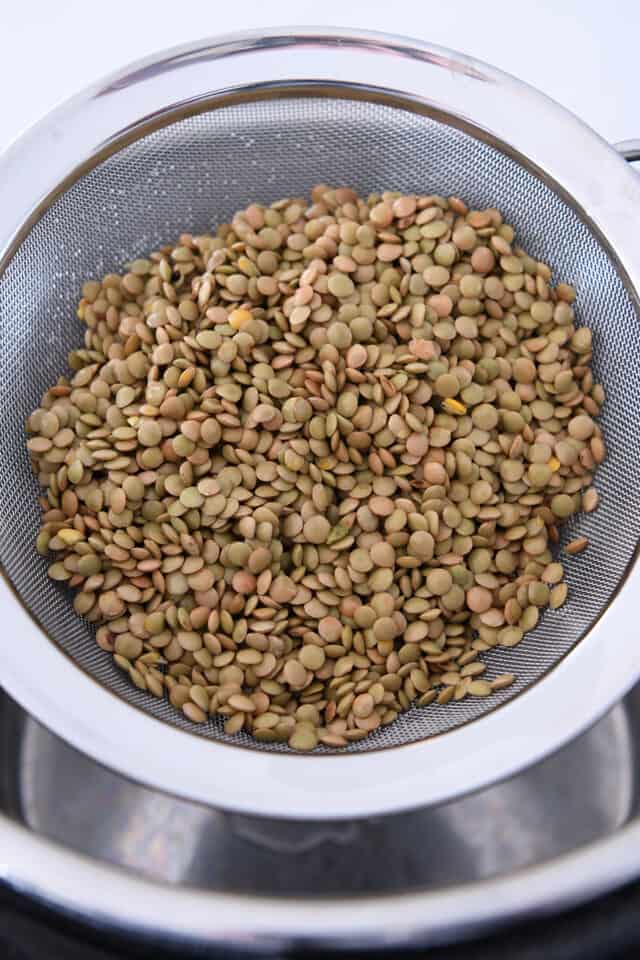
[26,184,605,752]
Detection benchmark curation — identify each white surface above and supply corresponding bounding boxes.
[0,0,639,151]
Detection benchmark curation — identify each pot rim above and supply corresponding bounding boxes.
[1,802,639,952]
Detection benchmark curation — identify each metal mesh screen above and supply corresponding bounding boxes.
[1,96,638,754]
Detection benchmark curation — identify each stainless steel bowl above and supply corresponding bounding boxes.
[1,683,640,954]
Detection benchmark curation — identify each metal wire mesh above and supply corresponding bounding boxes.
[1,96,638,754]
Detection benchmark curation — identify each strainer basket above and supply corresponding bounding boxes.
[1,28,640,819]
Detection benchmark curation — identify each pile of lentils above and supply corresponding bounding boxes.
[26,185,605,751]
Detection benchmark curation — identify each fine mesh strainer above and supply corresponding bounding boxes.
[1,29,640,819]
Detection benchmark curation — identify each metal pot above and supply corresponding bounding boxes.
[2,683,640,955]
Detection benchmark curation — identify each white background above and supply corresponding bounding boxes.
[0,0,638,152]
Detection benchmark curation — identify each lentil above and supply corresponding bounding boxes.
[26,185,605,751]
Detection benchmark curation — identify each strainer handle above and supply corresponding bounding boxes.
[614,140,640,162]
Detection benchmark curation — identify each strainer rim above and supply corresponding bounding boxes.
[2,28,640,818]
